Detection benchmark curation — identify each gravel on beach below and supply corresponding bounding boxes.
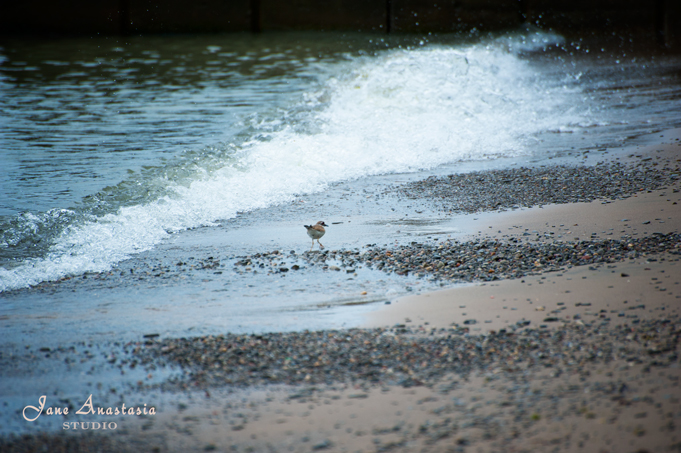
[142,319,680,390]
[394,160,680,214]
[301,233,681,283]
[28,230,680,296]
[0,433,124,453]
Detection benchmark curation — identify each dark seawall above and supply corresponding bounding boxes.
[1,0,680,48]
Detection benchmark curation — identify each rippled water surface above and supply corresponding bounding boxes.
[1,34,358,215]
[1,29,681,292]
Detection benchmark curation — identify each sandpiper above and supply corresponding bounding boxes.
[304,221,328,251]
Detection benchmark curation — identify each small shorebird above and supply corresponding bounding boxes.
[304,221,328,251]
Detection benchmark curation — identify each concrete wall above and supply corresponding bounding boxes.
[390,0,521,33]
[527,0,657,31]
[259,0,386,32]
[126,0,252,33]
[1,0,679,48]
[2,1,122,35]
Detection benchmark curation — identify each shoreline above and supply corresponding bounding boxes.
[1,131,681,452]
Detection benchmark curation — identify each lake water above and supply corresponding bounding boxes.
[1,28,681,293]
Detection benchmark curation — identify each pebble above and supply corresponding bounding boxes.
[392,161,679,214]
[137,319,680,391]
[324,233,681,284]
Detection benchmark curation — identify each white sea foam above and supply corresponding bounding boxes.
[0,32,587,292]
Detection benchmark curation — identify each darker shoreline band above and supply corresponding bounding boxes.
[1,1,680,50]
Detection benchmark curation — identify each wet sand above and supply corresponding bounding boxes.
[366,186,681,333]
[2,132,680,452]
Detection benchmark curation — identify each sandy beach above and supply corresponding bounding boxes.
[2,129,679,452]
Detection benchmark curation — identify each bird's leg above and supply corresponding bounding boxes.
[318,240,324,250]
[310,239,314,251]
